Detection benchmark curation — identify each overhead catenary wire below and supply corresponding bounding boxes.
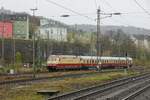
[36,0,38,8]
[45,0,95,22]
[102,0,131,26]
[109,18,129,26]
[94,0,98,9]
[133,0,150,16]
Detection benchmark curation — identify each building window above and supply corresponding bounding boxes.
[51,29,53,34]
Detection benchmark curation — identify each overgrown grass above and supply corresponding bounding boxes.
[134,59,150,68]
[0,70,137,100]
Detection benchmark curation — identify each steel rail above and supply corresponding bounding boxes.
[48,73,150,100]
[122,84,150,100]
[0,72,98,85]
[74,74,150,100]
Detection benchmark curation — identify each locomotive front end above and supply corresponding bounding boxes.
[47,55,60,71]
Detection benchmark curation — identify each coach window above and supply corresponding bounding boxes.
[94,60,96,63]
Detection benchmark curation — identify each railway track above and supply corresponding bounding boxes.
[0,71,52,77]
[48,73,150,100]
[0,71,99,86]
[0,69,129,85]
[0,70,99,83]
[121,82,150,100]
[122,85,150,100]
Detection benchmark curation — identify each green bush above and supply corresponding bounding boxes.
[15,52,23,72]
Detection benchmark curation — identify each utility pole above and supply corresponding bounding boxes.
[95,8,121,70]
[30,8,38,78]
[50,31,53,55]
[37,31,41,69]
[96,7,101,71]
[1,12,5,66]
[13,27,16,69]
[47,31,50,58]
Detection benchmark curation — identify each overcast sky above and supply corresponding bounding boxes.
[1,0,150,29]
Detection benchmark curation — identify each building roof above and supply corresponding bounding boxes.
[80,56,132,60]
[0,13,29,21]
[48,55,132,60]
[40,17,68,28]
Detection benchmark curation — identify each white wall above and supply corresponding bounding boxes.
[40,27,67,41]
